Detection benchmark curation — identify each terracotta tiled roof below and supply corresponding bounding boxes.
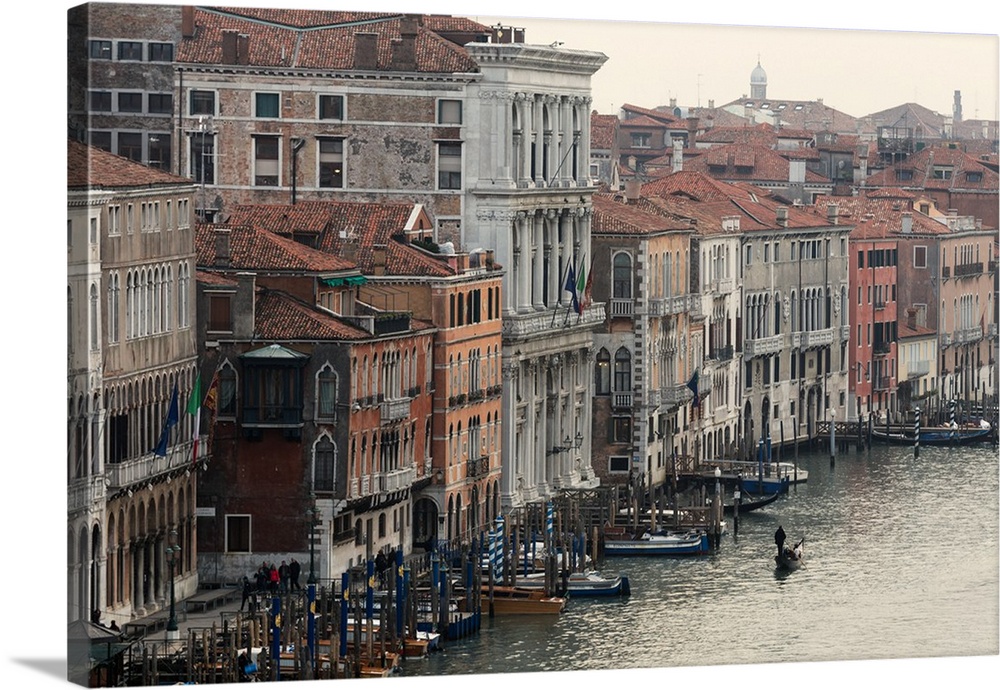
[684,141,831,183]
[592,193,693,236]
[640,171,829,233]
[67,139,190,190]
[180,8,481,73]
[195,270,239,288]
[696,123,777,147]
[195,221,358,273]
[620,103,683,126]
[810,190,948,239]
[223,202,455,278]
[591,112,619,150]
[620,114,668,130]
[254,288,373,341]
[863,146,999,191]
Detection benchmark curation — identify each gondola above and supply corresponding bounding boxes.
[723,486,786,515]
[774,538,804,571]
[870,426,993,446]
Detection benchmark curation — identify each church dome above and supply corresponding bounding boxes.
[751,60,767,85]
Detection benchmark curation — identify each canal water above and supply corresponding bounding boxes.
[403,443,998,677]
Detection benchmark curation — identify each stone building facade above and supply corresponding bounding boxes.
[68,140,201,624]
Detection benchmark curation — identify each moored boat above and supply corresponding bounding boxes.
[514,570,631,597]
[480,585,567,614]
[870,425,992,446]
[723,487,786,515]
[604,529,710,556]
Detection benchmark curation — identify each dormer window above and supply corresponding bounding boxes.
[932,166,953,180]
[966,171,983,183]
[898,170,913,181]
[631,132,651,148]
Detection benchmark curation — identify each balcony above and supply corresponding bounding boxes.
[380,397,411,424]
[378,466,416,494]
[873,377,891,392]
[954,262,984,277]
[709,277,735,294]
[467,456,490,478]
[954,326,983,345]
[941,333,953,347]
[942,266,951,279]
[645,389,661,408]
[242,405,302,427]
[989,323,998,340]
[610,299,635,317]
[873,342,892,356]
[841,325,851,342]
[503,302,605,339]
[710,345,734,361]
[744,334,783,357]
[612,392,633,409]
[795,328,834,350]
[907,360,931,379]
[662,384,694,408]
[874,300,886,311]
[68,475,107,515]
[647,294,692,317]
[106,438,204,490]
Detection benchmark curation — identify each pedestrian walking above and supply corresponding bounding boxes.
[289,558,301,590]
[240,576,252,612]
[279,560,290,592]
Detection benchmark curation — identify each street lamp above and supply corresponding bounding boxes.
[307,495,319,585]
[165,528,181,638]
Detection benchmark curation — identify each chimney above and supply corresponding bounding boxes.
[343,241,359,263]
[708,99,715,109]
[181,5,195,38]
[373,244,387,276]
[392,16,419,71]
[906,307,917,330]
[669,97,677,109]
[686,115,699,146]
[672,138,684,173]
[624,179,642,202]
[235,272,256,340]
[901,212,913,234]
[826,203,838,225]
[354,33,378,70]
[485,249,495,268]
[237,33,250,65]
[222,30,238,64]
[214,228,231,267]
[776,206,788,228]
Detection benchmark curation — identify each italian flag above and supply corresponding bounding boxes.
[187,374,202,465]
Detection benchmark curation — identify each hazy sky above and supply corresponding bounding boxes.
[116,0,996,121]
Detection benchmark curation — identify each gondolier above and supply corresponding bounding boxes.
[774,525,786,556]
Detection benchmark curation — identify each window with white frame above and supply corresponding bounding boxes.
[117,41,143,61]
[437,142,462,190]
[218,363,237,418]
[189,90,216,116]
[314,435,336,492]
[317,365,337,420]
[913,245,927,269]
[225,515,251,552]
[612,253,632,299]
[89,40,111,59]
[108,205,121,235]
[89,90,112,112]
[318,138,344,188]
[89,283,99,351]
[255,92,280,118]
[117,91,143,113]
[148,42,174,62]
[318,94,344,120]
[438,99,462,124]
[178,199,190,228]
[253,136,280,186]
[108,273,120,343]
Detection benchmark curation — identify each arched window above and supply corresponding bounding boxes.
[316,364,337,420]
[595,348,611,395]
[89,283,99,351]
[613,347,631,393]
[314,434,335,492]
[107,273,119,343]
[218,363,237,418]
[612,253,632,299]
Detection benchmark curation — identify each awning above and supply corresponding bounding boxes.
[321,275,367,287]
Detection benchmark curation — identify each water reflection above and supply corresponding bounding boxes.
[405,444,998,676]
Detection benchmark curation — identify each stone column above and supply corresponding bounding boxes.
[500,360,519,508]
[546,209,559,307]
[580,97,593,185]
[533,95,544,185]
[532,213,544,310]
[522,95,534,184]
[517,213,531,312]
[561,96,574,185]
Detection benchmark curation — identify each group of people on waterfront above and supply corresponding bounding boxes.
[240,559,302,613]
